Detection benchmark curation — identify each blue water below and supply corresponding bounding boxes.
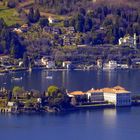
[0,69,140,140]
[0,69,140,94]
[0,107,140,140]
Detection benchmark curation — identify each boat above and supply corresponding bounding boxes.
[46,76,53,79]
[12,77,23,81]
[0,73,5,76]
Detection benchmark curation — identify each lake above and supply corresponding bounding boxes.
[0,107,140,140]
[0,69,140,140]
[0,69,140,94]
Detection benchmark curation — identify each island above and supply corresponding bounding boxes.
[0,85,140,114]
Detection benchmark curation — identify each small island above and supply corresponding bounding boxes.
[0,85,140,114]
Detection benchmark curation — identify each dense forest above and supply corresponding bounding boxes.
[34,0,140,15]
[67,2,140,44]
[0,0,140,62]
[0,18,26,58]
[33,0,140,45]
[34,0,92,15]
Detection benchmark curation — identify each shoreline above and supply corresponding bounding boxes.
[0,67,139,74]
[0,101,140,115]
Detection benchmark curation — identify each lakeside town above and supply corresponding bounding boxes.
[0,85,140,114]
[0,1,140,140]
[1,52,140,74]
[0,0,140,113]
[0,0,140,74]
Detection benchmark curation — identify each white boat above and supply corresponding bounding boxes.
[12,77,23,81]
[46,76,53,79]
[0,73,5,76]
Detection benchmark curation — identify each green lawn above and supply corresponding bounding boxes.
[0,5,23,26]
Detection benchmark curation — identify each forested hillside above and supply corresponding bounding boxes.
[34,0,140,14]
[0,0,139,64]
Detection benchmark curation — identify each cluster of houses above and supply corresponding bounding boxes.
[97,59,129,70]
[11,14,139,49]
[0,55,15,71]
[97,58,140,70]
[62,26,77,46]
[68,86,132,107]
[0,55,74,71]
[40,56,73,69]
[0,87,44,113]
[43,25,77,46]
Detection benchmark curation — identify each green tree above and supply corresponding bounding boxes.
[7,1,16,8]
[79,8,86,16]
[75,14,85,32]
[23,52,29,68]
[47,86,70,108]
[28,8,34,23]
[0,18,6,30]
[7,91,13,101]
[13,86,24,99]
[34,8,40,22]
[47,86,59,97]
[39,18,49,28]
[63,19,69,27]
[10,38,26,58]
[85,17,93,32]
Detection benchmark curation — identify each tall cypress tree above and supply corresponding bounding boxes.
[34,9,40,22]
[28,8,34,23]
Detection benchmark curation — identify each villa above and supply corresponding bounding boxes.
[41,57,55,68]
[102,86,131,106]
[69,86,132,107]
[68,91,85,97]
[86,88,104,102]
[62,61,72,69]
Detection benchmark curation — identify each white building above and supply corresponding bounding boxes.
[48,16,58,24]
[102,86,131,106]
[103,60,118,70]
[62,61,72,69]
[119,34,137,48]
[86,88,104,102]
[37,98,42,104]
[41,56,48,66]
[19,61,23,67]
[13,28,23,34]
[41,57,55,68]
[117,64,129,69]
[97,59,103,69]
[7,102,16,107]
[46,61,55,69]
[68,91,85,98]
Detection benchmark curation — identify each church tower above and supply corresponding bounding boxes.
[134,33,137,48]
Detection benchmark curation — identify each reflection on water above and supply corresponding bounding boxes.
[0,107,140,140]
[0,69,140,94]
[103,109,117,127]
[0,69,140,140]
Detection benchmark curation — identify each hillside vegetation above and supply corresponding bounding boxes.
[0,0,139,65]
[0,3,23,25]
